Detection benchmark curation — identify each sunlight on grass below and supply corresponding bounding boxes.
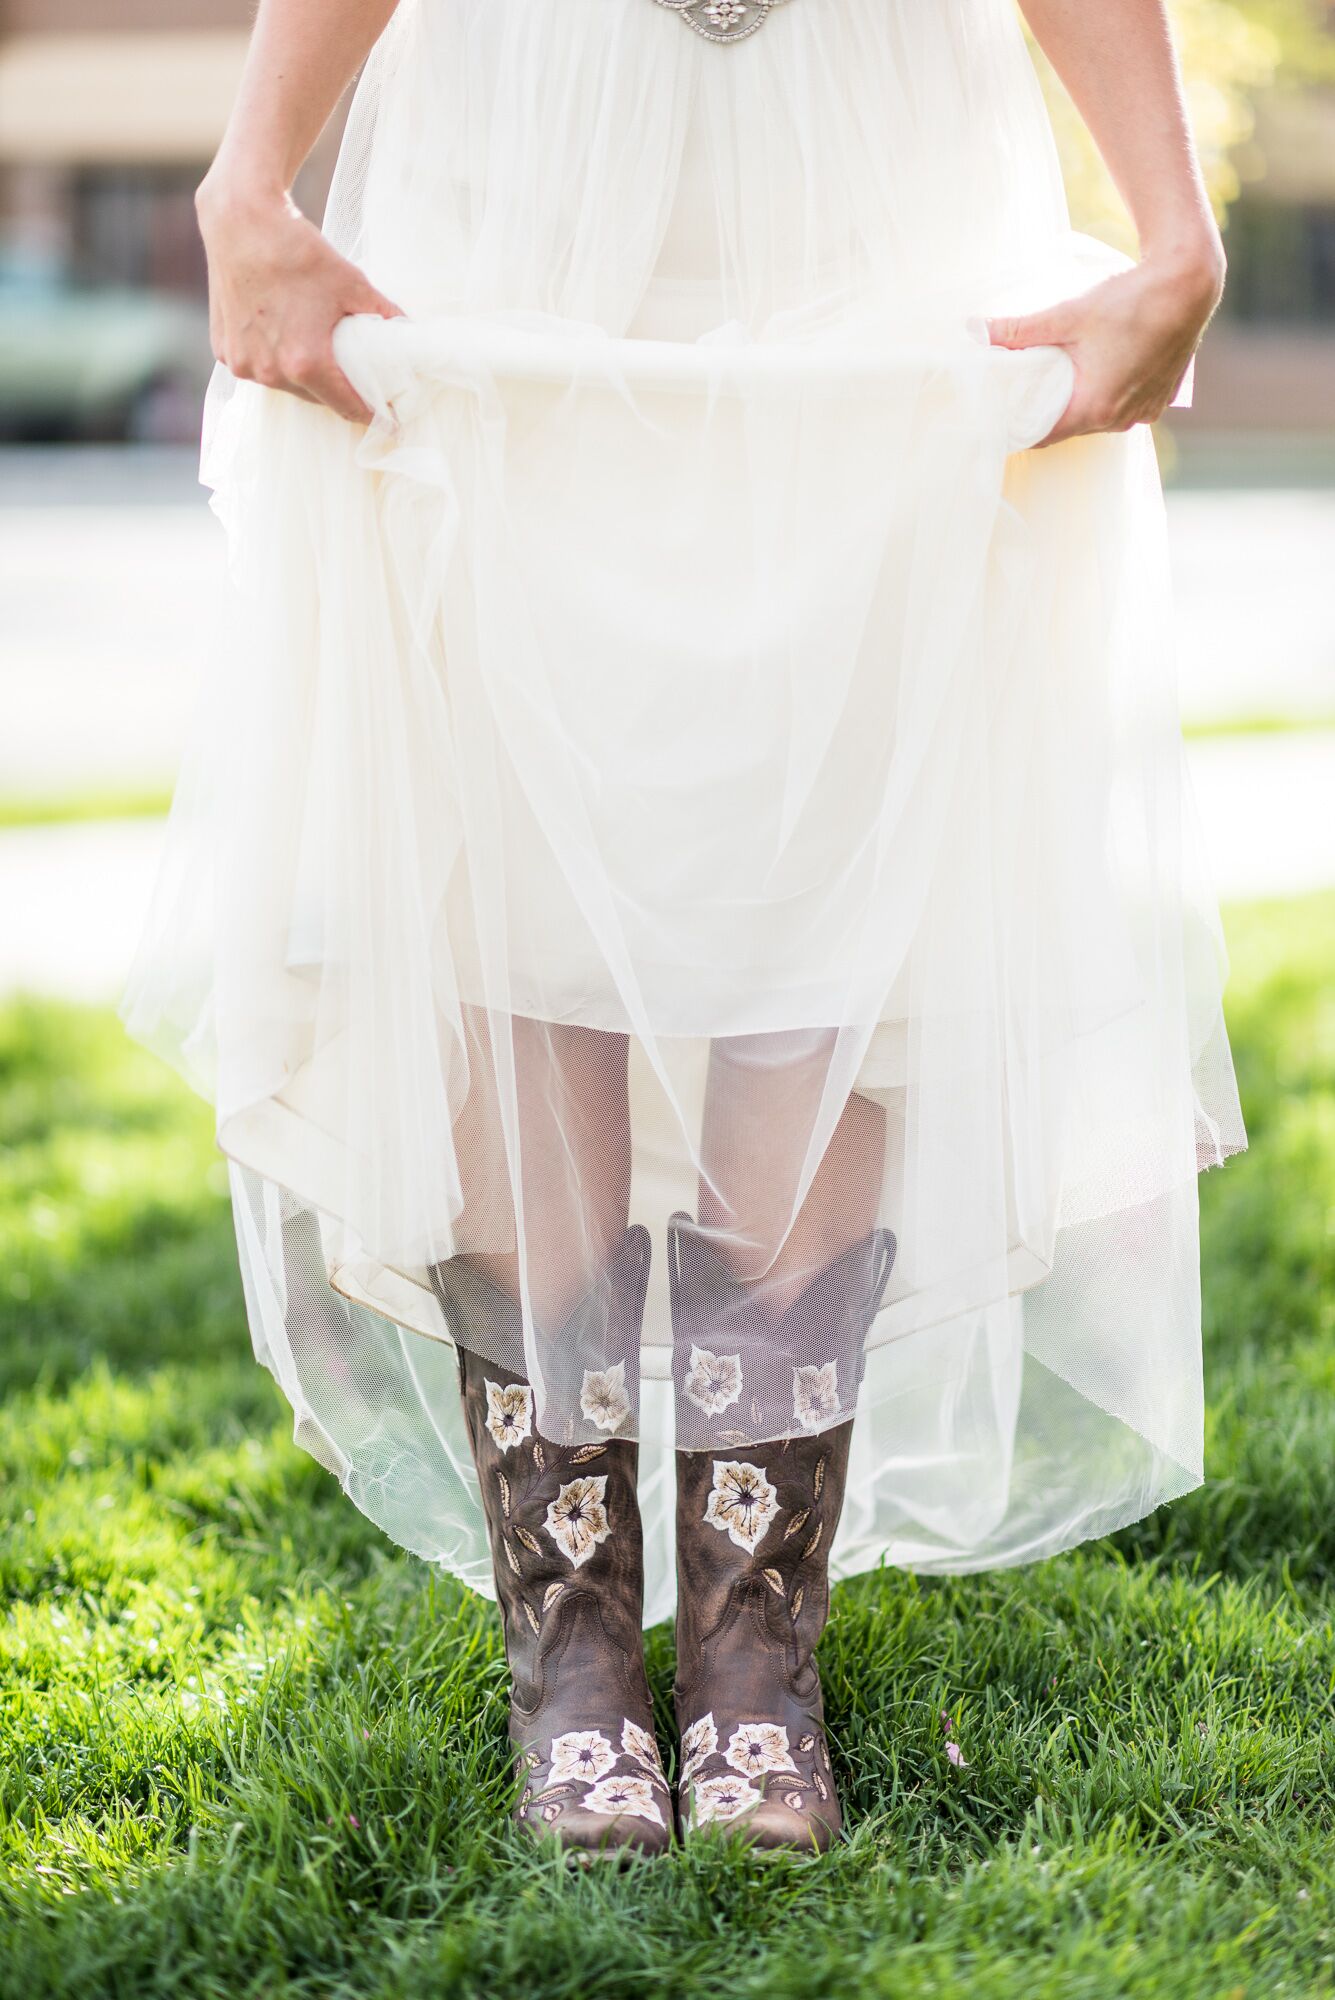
[1,898,1333,1997]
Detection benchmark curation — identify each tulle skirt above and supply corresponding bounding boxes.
[123,0,1245,1624]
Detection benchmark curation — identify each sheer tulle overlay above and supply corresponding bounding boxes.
[124,0,1244,1623]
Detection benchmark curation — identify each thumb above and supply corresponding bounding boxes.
[985,306,1071,351]
[345,274,405,322]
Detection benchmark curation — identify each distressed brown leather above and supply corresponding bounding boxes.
[668,1211,896,1850]
[430,1228,671,1858]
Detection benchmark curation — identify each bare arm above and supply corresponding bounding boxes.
[992,0,1226,444]
[196,0,404,422]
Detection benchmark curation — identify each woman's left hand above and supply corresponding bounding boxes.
[986,246,1224,446]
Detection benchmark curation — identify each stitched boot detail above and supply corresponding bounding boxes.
[432,1227,671,1858]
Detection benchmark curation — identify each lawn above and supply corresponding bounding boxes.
[1,895,1333,2000]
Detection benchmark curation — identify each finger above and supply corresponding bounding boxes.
[986,307,1073,352]
[296,358,374,425]
[345,277,405,322]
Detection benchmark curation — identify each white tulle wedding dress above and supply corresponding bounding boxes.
[124,0,1245,1624]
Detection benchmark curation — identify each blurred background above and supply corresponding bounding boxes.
[0,0,1332,983]
[0,8,1333,1990]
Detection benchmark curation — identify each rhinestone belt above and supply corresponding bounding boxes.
[652,0,792,44]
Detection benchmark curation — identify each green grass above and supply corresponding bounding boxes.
[0,791,175,832]
[1,895,1333,1999]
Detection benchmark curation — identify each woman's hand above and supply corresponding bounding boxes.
[197,175,402,424]
[987,245,1224,447]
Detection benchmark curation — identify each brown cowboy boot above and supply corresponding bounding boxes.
[667,1211,896,1850]
[430,1227,672,1858]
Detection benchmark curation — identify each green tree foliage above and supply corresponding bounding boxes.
[1030,0,1335,247]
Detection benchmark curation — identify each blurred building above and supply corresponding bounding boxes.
[0,0,1331,427]
[0,0,337,296]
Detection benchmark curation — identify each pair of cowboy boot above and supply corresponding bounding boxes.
[432,1212,895,1857]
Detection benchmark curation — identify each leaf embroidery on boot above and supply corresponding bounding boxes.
[801,1523,823,1560]
[570,1443,607,1463]
[497,1471,511,1517]
[621,1719,662,1772]
[503,1536,522,1576]
[583,1773,664,1826]
[579,1362,631,1434]
[717,1428,751,1447]
[484,1380,534,1452]
[813,1770,829,1801]
[544,1475,612,1568]
[783,1509,811,1541]
[692,1773,760,1825]
[813,1455,827,1499]
[512,1524,541,1554]
[703,1460,779,1553]
[681,1712,718,1779]
[725,1722,797,1779]
[549,1730,617,1784]
[798,1733,816,1754]
[542,1581,566,1611]
[792,1362,839,1433]
[532,1441,545,1472]
[790,1585,805,1621]
[523,1601,540,1635]
[782,1792,806,1811]
[683,1345,743,1417]
[760,1567,786,1596]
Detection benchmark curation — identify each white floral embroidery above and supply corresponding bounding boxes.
[792,1360,840,1433]
[549,1730,617,1784]
[725,1722,798,1780]
[544,1475,612,1568]
[621,1718,662,1773]
[683,1345,744,1418]
[583,1772,665,1826]
[484,1379,534,1452]
[703,1459,779,1552]
[692,1773,761,1825]
[580,1361,631,1434]
[680,1710,718,1780]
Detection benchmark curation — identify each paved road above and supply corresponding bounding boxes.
[1,446,1332,1002]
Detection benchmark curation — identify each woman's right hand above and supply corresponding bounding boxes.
[196,174,402,424]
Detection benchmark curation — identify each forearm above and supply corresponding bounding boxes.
[1018,0,1222,279]
[204,0,400,204]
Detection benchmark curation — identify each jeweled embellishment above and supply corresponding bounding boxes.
[652,0,791,44]
[544,1474,612,1568]
[703,1459,779,1552]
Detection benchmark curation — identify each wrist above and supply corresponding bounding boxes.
[1138,221,1226,304]
[196,152,297,229]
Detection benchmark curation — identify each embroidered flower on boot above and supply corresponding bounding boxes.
[792,1361,840,1434]
[583,1773,665,1827]
[691,1773,761,1825]
[725,1722,798,1779]
[703,1459,779,1552]
[680,1711,718,1780]
[549,1729,617,1784]
[683,1345,743,1417]
[621,1718,663,1774]
[483,1379,534,1453]
[544,1474,612,1568]
[579,1361,631,1434]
